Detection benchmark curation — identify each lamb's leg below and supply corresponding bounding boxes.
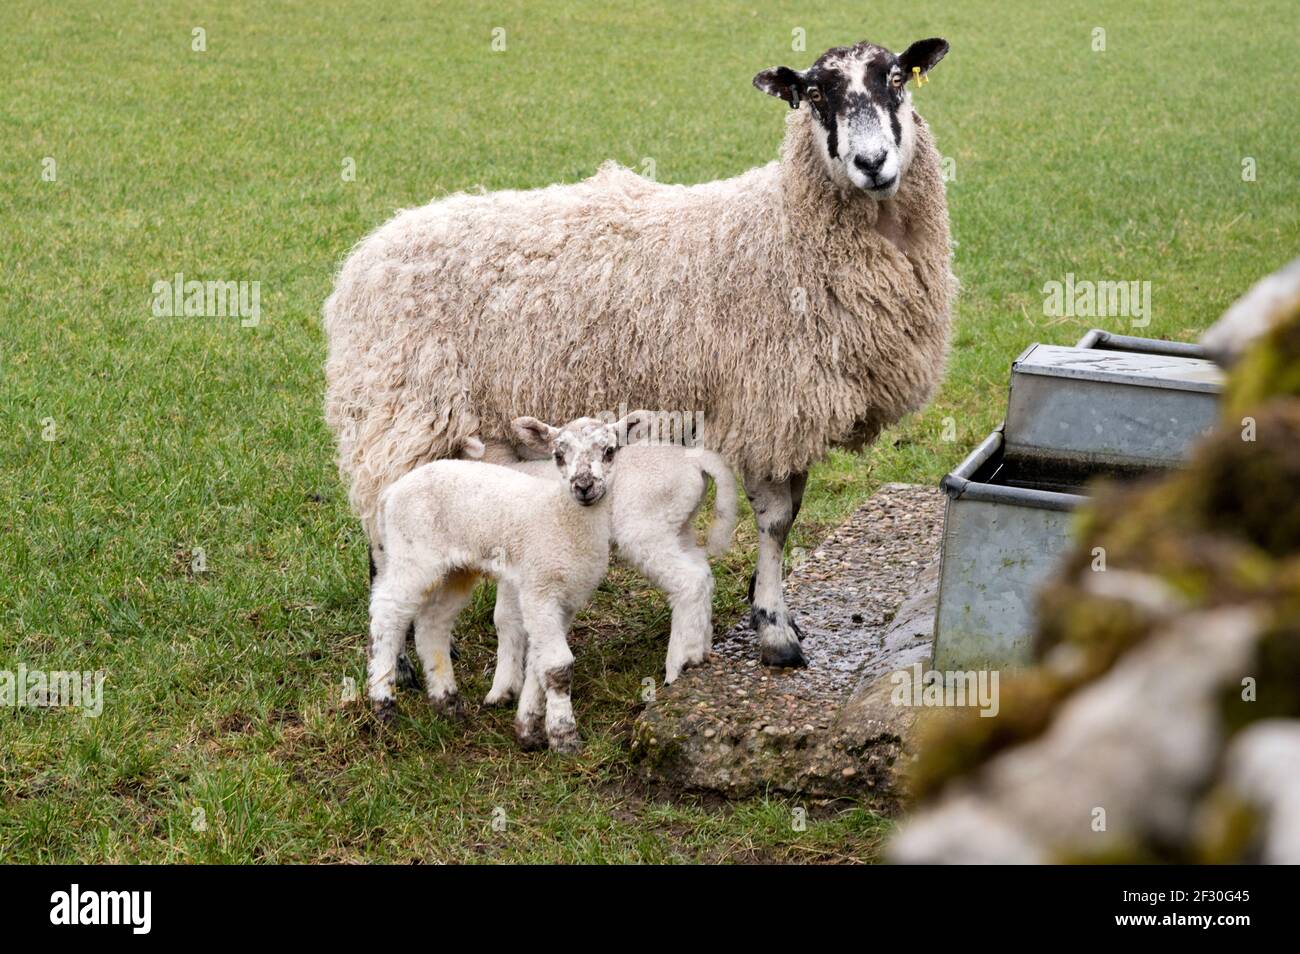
[485,581,527,707]
[371,545,423,692]
[744,471,808,668]
[517,599,580,754]
[626,535,715,684]
[367,573,427,720]
[513,655,546,751]
[411,570,476,721]
[667,546,715,682]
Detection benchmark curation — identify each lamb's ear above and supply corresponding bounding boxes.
[512,416,559,453]
[613,410,653,447]
[753,66,807,109]
[898,38,949,79]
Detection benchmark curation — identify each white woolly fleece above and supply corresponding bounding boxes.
[324,106,956,532]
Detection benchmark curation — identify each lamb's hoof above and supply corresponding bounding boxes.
[429,692,465,723]
[450,639,460,663]
[515,719,547,752]
[665,649,710,685]
[371,697,397,723]
[791,618,805,642]
[483,686,518,708]
[395,653,422,692]
[547,726,582,755]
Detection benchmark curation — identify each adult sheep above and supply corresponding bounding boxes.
[324,37,956,669]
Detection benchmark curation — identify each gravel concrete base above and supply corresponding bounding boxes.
[632,483,944,809]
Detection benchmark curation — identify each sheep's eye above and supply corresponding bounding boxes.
[603,447,616,462]
[554,451,566,466]
[807,87,822,103]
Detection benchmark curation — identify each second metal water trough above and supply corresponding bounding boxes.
[1005,330,1224,471]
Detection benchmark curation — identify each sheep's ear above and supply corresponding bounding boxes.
[898,38,949,79]
[512,416,559,453]
[753,66,806,109]
[613,410,653,447]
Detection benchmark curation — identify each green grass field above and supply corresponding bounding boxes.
[1,0,1295,863]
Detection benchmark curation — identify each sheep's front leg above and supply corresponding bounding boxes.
[744,471,808,668]
[485,581,527,706]
[516,600,580,753]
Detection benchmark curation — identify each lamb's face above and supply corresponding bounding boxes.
[511,412,648,507]
[550,418,621,506]
[754,38,949,198]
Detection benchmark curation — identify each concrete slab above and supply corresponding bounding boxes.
[632,483,944,809]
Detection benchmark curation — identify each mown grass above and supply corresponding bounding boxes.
[0,0,1295,862]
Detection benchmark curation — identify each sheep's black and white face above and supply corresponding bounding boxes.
[511,412,646,507]
[755,38,948,198]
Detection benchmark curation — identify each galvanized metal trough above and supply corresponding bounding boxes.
[931,331,1225,671]
[1006,331,1224,472]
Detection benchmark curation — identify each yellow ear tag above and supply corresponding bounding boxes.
[912,65,927,87]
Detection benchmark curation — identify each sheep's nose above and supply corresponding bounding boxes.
[572,476,601,505]
[853,152,887,175]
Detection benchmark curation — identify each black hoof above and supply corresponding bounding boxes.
[791,618,805,642]
[760,639,808,669]
[429,692,465,723]
[395,652,422,691]
[515,722,547,751]
[450,638,460,663]
[747,571,757,604]
[372,697,397,722]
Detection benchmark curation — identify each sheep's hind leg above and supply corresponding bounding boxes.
[411,570,477,721]
[744,471,808,668]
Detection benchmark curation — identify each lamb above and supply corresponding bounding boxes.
[325,37,956,671]
[464,434,738,700]
[368,412,643,752]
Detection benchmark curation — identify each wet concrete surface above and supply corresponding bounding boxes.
[632,483,945,806]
